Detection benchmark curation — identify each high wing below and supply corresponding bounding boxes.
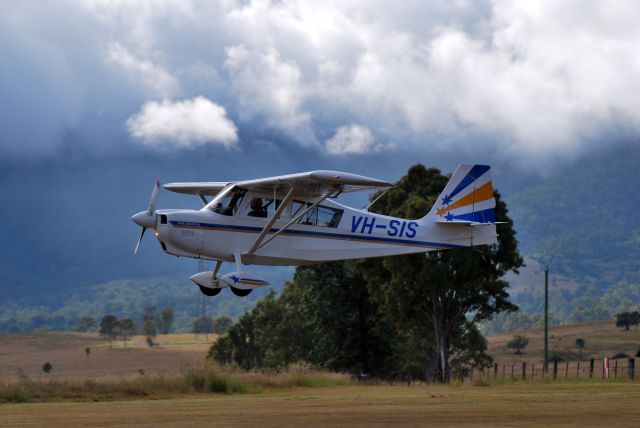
[163,182,230,196]
[165,171,393,198]
[235,170,393,197]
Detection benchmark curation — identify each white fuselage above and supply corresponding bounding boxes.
[152,192,487,266]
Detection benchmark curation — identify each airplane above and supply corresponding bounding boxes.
[131,164,499,297]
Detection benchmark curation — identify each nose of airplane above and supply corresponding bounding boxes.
[131,211,156,229]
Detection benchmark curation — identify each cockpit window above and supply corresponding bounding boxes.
[208,186,246,216]
[245,198,282,219]
[292,200,343,228]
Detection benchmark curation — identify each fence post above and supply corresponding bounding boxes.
[589,359,595,378]
[553,360,558,379]
[494,363,498,379]
[614,360,618,379]
[522,362,527,381]
[576,361,580,378]
[502,364,505,379]
[604,357,609,380]
[628,358,635,381]
[511,364,515,380]
[532,363,535,380]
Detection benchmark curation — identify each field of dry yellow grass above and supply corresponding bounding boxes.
[2,383,639,427]
[0,332,216,381]
[488,319,640,365]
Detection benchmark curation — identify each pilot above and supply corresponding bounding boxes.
[248,198,268,218]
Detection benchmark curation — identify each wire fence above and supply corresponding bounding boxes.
[462,357,637,383]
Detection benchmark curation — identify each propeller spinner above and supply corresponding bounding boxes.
[132,180,160,256]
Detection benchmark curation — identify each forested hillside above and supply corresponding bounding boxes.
[485,147,640,333]
[508,146,640,284]
[1,147,638,332]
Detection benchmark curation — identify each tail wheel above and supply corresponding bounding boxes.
[230,286,252,297]
[199,286,221,297]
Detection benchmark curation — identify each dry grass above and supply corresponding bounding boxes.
[1,383,639,427]
[0,332,215,382]
[0,363,352,403]
[488,319,640,364]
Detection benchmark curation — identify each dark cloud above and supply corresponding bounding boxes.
[1,0,639,168]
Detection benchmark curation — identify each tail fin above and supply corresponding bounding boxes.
[423,164,496,224]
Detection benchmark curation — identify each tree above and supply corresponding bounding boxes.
[117,318,136,348]
[575,338,585,356]
[76,316,97,332]
[42,362,53,374]
[143,319,157,339]
[616,312,632,331]
[157,308,174,334]
[212,316,233,335]
[99,315,119,348]
[630,311,640,332]
[507,335,529,354]
[362,164,523,382]
[192,316,213,337]
[142,304,156,323]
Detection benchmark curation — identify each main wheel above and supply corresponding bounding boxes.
[230,286,252,297]
[199,286,221,296]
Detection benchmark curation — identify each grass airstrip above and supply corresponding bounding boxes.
[2,382,639,427]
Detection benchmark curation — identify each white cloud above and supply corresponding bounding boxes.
[105,42,180,98]
[224,45,316,146]
[325,124,377,155]
[126,97,238,148]
[3,0,640,164]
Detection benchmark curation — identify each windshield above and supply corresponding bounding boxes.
[205,185,246,216]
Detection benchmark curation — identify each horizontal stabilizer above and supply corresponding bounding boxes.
[436,220,506,226]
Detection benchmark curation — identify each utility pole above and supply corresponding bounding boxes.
[544,264,549,373]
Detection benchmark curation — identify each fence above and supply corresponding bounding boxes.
[464,357,637,383]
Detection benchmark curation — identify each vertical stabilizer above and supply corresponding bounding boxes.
[423,164,496,224]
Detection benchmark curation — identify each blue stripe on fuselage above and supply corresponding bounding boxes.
[169,221,465,249]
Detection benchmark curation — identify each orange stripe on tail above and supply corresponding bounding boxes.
[436,181,494,216]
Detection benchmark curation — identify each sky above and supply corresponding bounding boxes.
[2,0,640,172]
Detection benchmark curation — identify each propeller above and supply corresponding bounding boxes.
[132,181,160,256]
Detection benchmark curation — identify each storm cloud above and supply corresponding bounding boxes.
[2,0,640,164]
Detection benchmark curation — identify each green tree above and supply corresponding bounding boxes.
[289,262,395,376]
[158,308,174,334]
[192,316,213,337]
[616,312,632,331]
[575,338,585,356]
[99,315,118,348]
[362,164,523,382]
[142,304,156,323]
[143,319,157,339]
[630,311,640,332]
[506,335,529,355]
[117,318,136,348]
[42,362,53,374]
[76,316,97,332]
[212,316,233,335]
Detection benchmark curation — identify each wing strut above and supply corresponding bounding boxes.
[246,185,297,255]
[256,190,335,251]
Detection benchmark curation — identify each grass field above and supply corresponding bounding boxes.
[488,319,640,364]
[1,325,639,426]
[1,383,639,427]
[0,332,216,381]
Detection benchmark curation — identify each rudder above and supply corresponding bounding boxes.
[423,164,496,224]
